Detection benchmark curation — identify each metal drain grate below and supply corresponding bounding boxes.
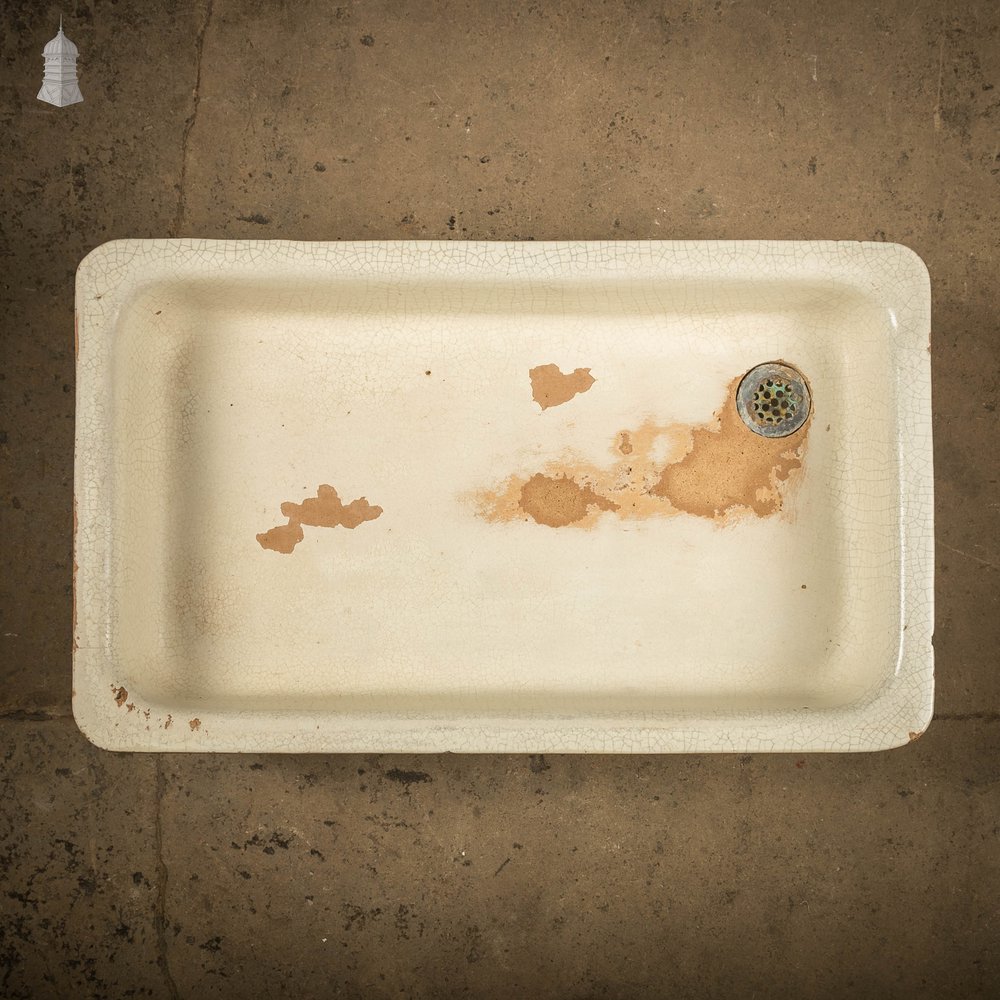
[736,362,811,438]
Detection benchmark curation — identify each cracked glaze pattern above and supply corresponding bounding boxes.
[73,240,932,752]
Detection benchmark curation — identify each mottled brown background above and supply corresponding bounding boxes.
[1,1,998,997]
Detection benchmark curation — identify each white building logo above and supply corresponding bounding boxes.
[38,17,83,108]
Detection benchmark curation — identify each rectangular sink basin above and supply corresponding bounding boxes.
[73,240,933,752]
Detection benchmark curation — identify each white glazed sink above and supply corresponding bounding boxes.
[73,240,933,752]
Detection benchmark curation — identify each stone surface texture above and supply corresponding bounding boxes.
[1,0,998,997]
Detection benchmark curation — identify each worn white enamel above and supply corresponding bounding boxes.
[73,240,933,752]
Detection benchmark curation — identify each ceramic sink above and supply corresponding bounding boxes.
[73,240,933,752]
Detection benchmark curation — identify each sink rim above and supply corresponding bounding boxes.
[72,239,933,753]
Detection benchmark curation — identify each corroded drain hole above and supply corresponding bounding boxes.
[737,362,811,438]
[753,378,799,424]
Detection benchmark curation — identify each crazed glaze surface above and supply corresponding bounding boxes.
[73,240,933,752]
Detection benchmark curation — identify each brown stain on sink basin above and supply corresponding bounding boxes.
[475,417,692,528]
[475,376,810,527]
[281,485,384,530]
[529,364,595,410]
[650,378,809,518]
[258,484,382,553]
[256,520,305,555]
[519,473,620,527]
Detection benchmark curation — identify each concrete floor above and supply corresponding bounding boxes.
[1,0,998,996]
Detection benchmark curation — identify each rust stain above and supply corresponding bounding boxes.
[164,714,173,730]
[258,484,383,553]
[256,520,304,554]
[529,364,596,410]
[474,377,809,527]
[126,702,136,713]
[189,718,201,731]
[282,485,383,529]
[649,377,810,518]
[475,418,691,527]
[519,474,620,527]
[114,686,128,707]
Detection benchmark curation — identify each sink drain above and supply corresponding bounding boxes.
[736,362,811,438]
